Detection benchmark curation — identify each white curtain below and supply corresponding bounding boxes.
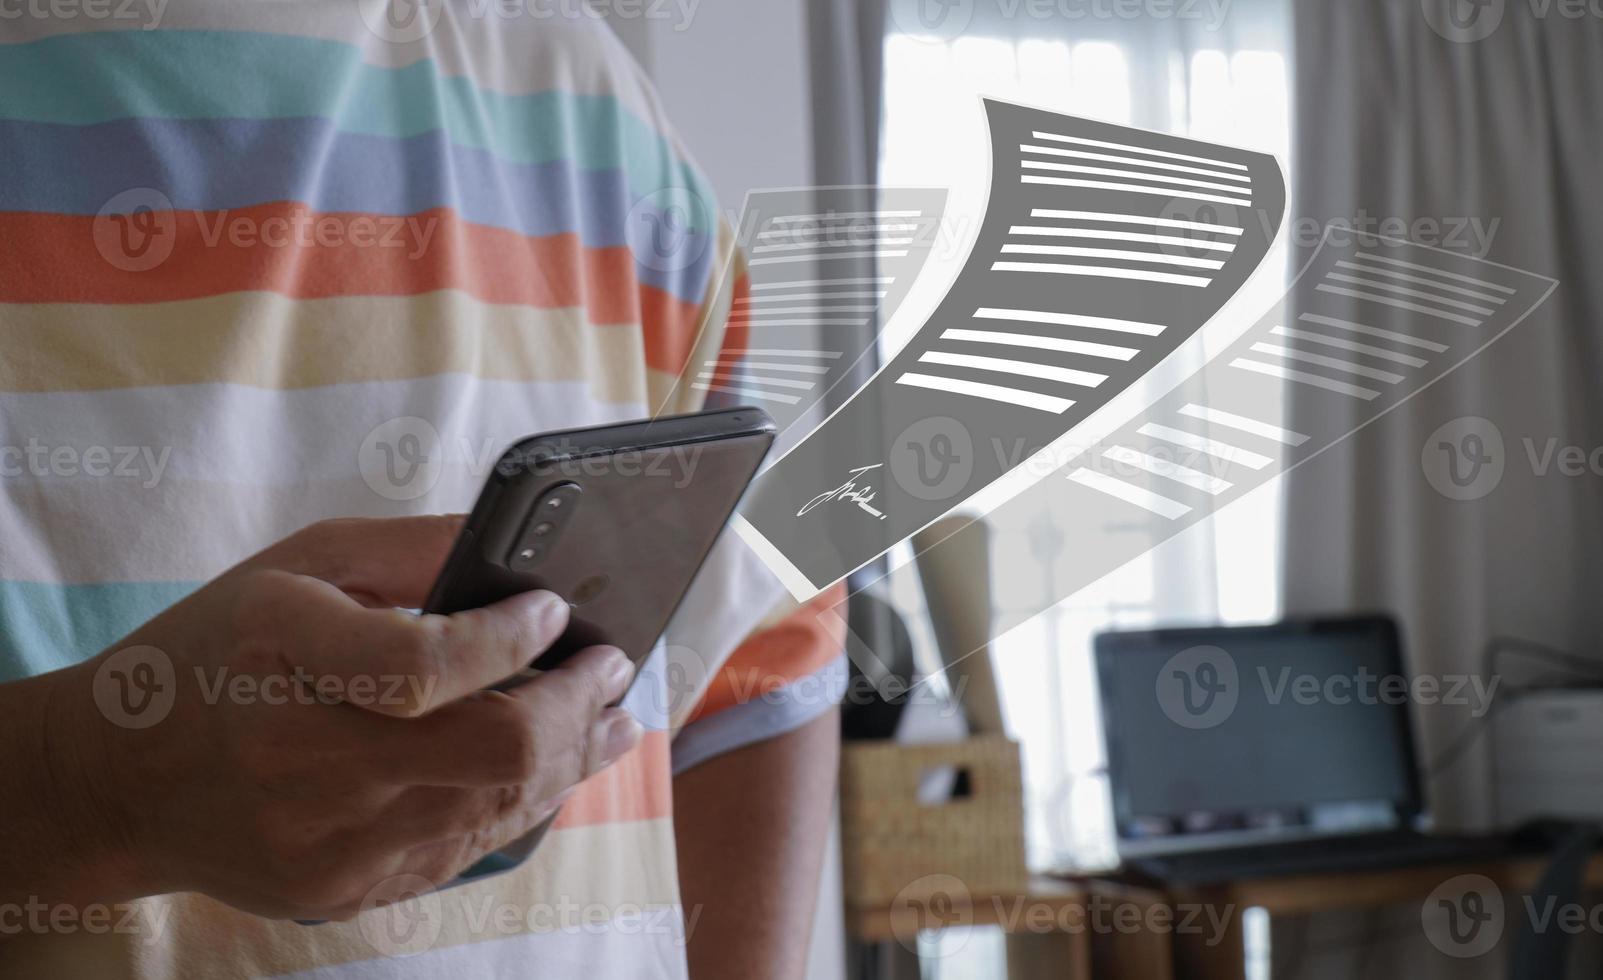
[1285,0,1603,842]
[877,0,1297,883]
[1278,3,1603,976]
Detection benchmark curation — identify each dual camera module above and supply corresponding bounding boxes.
[507,481,581,572]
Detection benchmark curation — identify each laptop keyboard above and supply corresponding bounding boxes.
[1123,831,1514,887]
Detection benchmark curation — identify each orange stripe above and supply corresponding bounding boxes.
[553,728,672,828]
[0,205,706,375]
[636,273,704,382]
[722,271,752,361]
[702,271,755,385]
[687,584,848,724]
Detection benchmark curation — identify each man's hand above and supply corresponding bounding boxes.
[12,516,642,921]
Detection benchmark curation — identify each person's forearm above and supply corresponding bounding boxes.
[673,708,839,980]
[0,662,141,909]
[2,519,648,927]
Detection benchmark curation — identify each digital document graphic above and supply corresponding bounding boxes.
[733,100,1287,597]
[877,234,1558,641]
[695,187,946,438]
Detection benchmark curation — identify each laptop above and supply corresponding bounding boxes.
[1093,615,1511,886]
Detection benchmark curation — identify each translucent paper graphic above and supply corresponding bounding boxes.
[879,233,1558,642]
[734,100,1287,597]
[694,187,946,439]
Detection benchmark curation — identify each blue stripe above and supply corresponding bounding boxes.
[670,655,848,774]
[0,117,716,303]
[0,30,717,224]
[0,581,198,681]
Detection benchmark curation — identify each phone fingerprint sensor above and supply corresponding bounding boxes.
[571,574,611,607]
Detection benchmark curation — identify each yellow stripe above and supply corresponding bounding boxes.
[1,819,681,979]
[0,291,664,400]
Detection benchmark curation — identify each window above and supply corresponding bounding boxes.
[877,20,1294,877]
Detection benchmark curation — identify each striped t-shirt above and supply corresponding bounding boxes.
[0,4,845,977]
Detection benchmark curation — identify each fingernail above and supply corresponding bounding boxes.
[525,590,568,632]
[598,708,643,765]
[605,648,634,690]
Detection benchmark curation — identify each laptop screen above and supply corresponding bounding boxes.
[1095,616,1421,855]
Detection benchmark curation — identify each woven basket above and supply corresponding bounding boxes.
[839,735,1027,909]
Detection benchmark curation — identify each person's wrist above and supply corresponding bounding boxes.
[37,658,162,904]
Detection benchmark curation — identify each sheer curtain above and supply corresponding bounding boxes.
[1273,6,1603,977]
[876,0,1296,876]
[1284,0,1603,835]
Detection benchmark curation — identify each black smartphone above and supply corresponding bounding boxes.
[424,406,776,678]
[288,410,775,917]
[409,407,775,894]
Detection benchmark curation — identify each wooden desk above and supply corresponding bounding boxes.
[845,875,1174,980]
[844,856,1600,979]
[1154,854,1603,980]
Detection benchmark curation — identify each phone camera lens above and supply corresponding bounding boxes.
[509,483,579,570]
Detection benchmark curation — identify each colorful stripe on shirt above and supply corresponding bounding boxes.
[0,9,786,980]
[673,585,849,774]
